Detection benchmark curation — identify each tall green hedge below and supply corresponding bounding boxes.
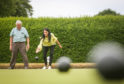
[0,16,124,63]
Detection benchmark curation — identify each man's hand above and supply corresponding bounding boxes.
[26,44,30,52]
[9,45,12,51]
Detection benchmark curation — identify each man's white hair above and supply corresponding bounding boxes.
[16,20,22,25]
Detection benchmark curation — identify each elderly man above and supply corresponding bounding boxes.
[9,20,30,69]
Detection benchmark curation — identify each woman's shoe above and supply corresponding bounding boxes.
[48,66,52,69]
[42,66,47,69]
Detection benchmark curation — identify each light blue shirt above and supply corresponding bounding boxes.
[10,27,29,42]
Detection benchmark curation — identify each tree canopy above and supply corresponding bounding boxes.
[96,9,121,16]
[0,0,33,17]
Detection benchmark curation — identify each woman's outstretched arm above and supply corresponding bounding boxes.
[36,39,43,53]
[56,40,62,48]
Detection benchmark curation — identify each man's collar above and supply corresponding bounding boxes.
[16,27,22,31]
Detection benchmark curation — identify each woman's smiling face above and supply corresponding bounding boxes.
[44,30,49,37]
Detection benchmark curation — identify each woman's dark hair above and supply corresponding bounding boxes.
[42,28,51,42]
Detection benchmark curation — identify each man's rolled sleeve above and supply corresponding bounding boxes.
[10,29,14,37]
[24,28,29,38]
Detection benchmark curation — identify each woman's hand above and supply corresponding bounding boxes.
[59,45,62,48]
[36,48,41,53]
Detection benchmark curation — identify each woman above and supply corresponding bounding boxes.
[36,28,62,69]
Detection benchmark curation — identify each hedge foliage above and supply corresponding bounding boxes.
[0,16,124,63]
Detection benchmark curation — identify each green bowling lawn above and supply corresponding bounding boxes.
[0,69,124,84]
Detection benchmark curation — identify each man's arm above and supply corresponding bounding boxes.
[26,37,30,51]
[24,27,30,51]
[27,37,30,45]
[10,37,13,51]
